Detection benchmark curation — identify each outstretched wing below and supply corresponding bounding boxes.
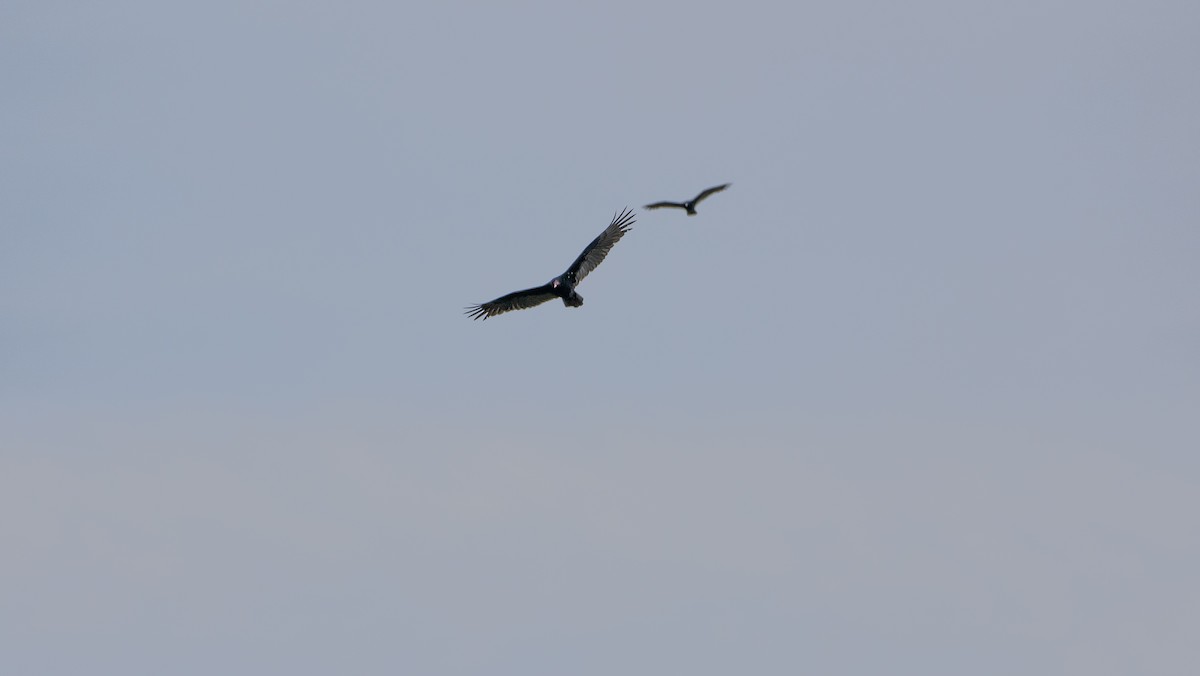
[565,207,635,285]
[465,284,557,320]
[691,183,731,205]
[643,201,687,211]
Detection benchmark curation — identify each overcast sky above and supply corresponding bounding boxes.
[3,1,1199,674]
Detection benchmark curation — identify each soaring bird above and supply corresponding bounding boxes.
[465,208,636,320]
[644,183,731,215]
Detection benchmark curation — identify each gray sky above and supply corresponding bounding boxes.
[3,1,1198,674]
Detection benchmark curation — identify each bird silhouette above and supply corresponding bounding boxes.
[465,208,636,320]
[644,183,730,215]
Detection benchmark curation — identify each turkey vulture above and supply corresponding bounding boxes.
[644,183,731,215]
[465,208,635,320]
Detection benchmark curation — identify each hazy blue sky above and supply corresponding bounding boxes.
[3,1,1198,674]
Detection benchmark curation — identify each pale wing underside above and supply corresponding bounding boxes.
[565,207,636,285]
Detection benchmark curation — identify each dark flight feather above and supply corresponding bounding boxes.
[643,200,687,210]
[464,286,557,320]
[692,183,731,203]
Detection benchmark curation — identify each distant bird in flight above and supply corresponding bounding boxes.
[466,208,636,320]
[644,183,731,215]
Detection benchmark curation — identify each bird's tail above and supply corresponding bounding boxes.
[563,292,583,308]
